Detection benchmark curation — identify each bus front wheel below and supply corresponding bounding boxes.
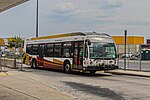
[64,63,71,73]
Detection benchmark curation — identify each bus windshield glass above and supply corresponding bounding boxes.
[90,43,116,59]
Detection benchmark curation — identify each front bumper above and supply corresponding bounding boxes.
[83,65,118,71]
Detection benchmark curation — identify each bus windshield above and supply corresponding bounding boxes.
[90,43,116,59]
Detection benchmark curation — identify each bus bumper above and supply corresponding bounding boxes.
[83,65,118,71]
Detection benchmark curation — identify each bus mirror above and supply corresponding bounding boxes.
[88,41,91,45]
[86,39,91,45]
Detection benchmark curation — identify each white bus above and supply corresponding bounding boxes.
[24,32,118,73]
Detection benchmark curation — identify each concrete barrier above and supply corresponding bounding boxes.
[0,58,16,68]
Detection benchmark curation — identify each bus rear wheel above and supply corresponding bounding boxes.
[31,60,37,68]
[64,63,71,73]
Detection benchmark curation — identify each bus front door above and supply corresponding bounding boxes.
[73,42,83,70]
[38,44,45,67]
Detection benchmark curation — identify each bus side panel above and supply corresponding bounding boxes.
[43,57,64,70]
[37,57,44,68]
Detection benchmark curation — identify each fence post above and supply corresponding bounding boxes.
[124,30,127,70]
[117,45,120,68]
[139,44,142,71]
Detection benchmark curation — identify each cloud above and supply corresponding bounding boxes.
[39,1,124,25]
[47,2,77,22]
[101,0,123,9]
[121,20,150,26]
[53,2,75,14]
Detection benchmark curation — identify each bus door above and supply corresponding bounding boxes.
[38,44,45,67]
[73,42,83,69]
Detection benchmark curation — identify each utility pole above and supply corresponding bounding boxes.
[36,0,39,37]
[124,30,127,70]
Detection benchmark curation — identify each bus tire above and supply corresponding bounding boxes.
[31,59,37,69]
[64,62,71,73]
[90,71,96,74]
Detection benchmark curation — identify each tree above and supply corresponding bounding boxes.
[8,36,24,48]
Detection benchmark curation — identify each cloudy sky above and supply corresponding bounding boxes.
[0,0,150,39]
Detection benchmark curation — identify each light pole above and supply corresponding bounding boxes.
[36,0,39,37]
[124,30,127,70]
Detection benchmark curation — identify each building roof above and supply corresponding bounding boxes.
[112,36,144,45]
[0,0,29,12]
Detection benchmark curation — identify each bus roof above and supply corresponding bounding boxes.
[31,32,111,40]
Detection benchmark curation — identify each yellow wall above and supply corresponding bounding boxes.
[112,36,144,45]
[0,38,5,46]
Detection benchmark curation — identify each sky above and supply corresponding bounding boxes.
[0,0,150,39]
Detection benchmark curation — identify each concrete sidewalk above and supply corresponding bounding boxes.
[105,69,150,77]
[0,71,74,100]
[0,72,8,76]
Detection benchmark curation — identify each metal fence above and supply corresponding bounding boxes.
[0,42,24,72]
[117,44,150,71]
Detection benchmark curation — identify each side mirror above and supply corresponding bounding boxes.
[88,41,91,45]
[85,39,91,45]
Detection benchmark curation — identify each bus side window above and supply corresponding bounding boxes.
[26,44,32,54]
[62,42,71,57]
[54,43,62,57]
[32,44,39,55]
[46,44,54,57]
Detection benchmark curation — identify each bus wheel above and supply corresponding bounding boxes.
[90,71,96,74]
[31,60,37,68]
[64,63,71,73]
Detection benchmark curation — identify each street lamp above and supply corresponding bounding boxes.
[36,0,39,37]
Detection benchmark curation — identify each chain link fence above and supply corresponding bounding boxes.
[117,44,150,71]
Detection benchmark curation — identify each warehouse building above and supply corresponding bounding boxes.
[112,36,144,55]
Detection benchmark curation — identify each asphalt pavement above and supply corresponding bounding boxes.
[0,65,150,100]
[0,70,74,100]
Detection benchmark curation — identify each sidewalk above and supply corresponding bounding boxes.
[0,72,8,76]
[105,69,150,77]
[0,71,74,100]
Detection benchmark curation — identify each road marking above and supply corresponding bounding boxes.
[0,72,8,76]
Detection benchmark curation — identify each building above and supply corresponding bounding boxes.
[112,36,144,54]
[140,39,150,50]
[147,39,150,44]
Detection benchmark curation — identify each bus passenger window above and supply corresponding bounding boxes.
[46,44,54,57]
[54,43,62,57]
[62,42,71,57]
[26,44,32,54]
[32,44,39,55]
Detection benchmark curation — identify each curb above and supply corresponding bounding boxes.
[105,70,150,78]
[0,72,8,76]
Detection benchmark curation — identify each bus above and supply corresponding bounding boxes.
[24,32,118,73]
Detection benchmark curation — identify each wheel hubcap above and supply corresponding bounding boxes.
[65,64,70,71]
